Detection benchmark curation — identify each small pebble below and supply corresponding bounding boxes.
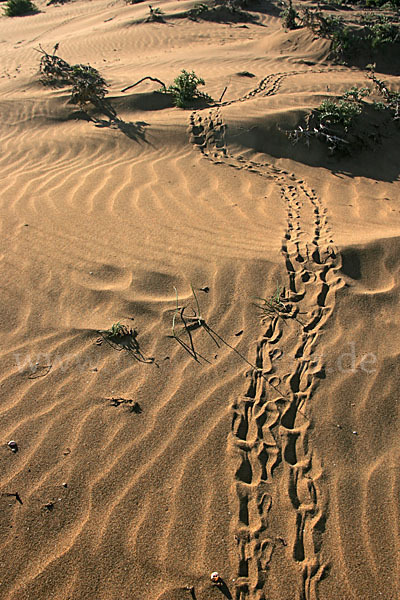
[352,430,358,435]
[62,483,68,488]
[7,441,18,453]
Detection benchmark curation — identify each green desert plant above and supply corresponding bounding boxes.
[147,5,164,21]
[317,98,362,130]
[187,0,253,22]
[301,8,400,61]
[341,85,371,102]
[367,65,400,119]
[331,0,399,8]
[167,70,212,108]
[37,45,109,108]
[3,0,38,16]
[189,2,210,18]
[37,43,72,84]
[301,9,343,36]
[287,89,374,153]
[104,322,130,339]
[68,64,109,107]
[280,0,298,30]
[255,284,291,320]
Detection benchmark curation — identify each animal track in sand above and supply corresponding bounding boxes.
[188,100,345,600]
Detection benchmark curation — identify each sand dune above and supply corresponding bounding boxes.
[1,0,400,599]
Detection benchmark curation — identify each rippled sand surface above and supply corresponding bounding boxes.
[1,1,400,599]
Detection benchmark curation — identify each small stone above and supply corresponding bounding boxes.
[352,430,358,435]
[7,441,18,453]
[62,483,68,488]
[211,572,222,585]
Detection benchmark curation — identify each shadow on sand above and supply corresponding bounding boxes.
[69,98,151,143]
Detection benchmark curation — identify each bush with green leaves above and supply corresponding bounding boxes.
[188,2,210,18]
[301,9,343,36]
[317,98,362,130]
[3,0,38,16]
[341,86,371,102]
[364,19,400,48]
[167,70,212,108]
[301,8,400,61]
[37,45,109,109]
[287,88,372,153]
[367,66,400,119]
[187,0,254,22]
[37,43,73,84]
[68,64,109,107]
[330,0,399,8]
[280,0,298,30]
[147,5,164,21]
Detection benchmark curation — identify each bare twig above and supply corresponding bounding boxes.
[218,85,228,103]
[121,76,167,93]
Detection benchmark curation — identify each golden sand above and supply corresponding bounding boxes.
[0,1,399,598]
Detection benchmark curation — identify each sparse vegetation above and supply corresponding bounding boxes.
[186,0,255,22]
[37,43,71,84]
[189,2,210,19]
[367,65,400,119]
[104,322,130,339]
[68,64,109,107]
[147,5,164,22]
[300,7,400,62]
[3,0,38,16]
[341,86,371,102]
[167,70,212,108]
[280,0,298,30]
[330,0,399,8]
[317,98,363,129]
[37,44,109,109]
[255,284,291,320]
[120,70,212,108]
[287,80,399,154]
[47,0,72,5]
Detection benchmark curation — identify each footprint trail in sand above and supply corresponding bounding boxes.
[189,105,345,600]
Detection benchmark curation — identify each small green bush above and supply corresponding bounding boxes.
[37,45,109,109]
[3,0,38,16]
[104,322,129,339]
[68,64,108,107]
[167,70,212,108]
[301,7,400,61]
[280,0,298,29]
[341,86,370,102]
[331,0,399,7]
[147,5,164,21]
[288,71,400,154]
[317,99,362,130]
